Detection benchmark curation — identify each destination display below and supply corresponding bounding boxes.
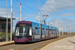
[19,24,26,26]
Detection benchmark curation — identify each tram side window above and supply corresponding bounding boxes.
[51,30,52,35]
[42,28,44,35]
[46,29,48,35]
[56,30,57,34]
[49,29,51,35]
[54,30,55,34]
[35,27,39,35]
[53,30,54,34]
[57,30,59,34]
[52,30,54,34]
[44,29,46,35]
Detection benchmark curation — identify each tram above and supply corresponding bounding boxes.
[14,20,59,43]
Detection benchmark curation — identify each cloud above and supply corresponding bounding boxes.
[22,17,29,20]
[46,13,75,17]
[60,13,75,17]
[57,18,75,32]
[48,17,56,19]
[0,8,8,17]
[40,0,75,13]
[0,8,19,18]
[22,13,36,17]
[35,16,40,22]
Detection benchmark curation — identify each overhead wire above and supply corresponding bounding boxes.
[16,0,38,12]
[40,0,71,33]
[40,0,58,15]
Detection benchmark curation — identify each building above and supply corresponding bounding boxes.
[0,17,15,33]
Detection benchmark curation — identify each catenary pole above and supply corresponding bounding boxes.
[39,10,40,24]
[47,15,48,25]
[54,18,56,27]
[70,26,71,34]
[62,22,63,35]
[59,21,60,36]
[67,24,68,35]
[20,3,22,21]
[6,0,8,41]
[10,0,12,41]
[65,24,66,35]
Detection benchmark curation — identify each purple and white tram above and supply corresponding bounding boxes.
[14,20,59,43]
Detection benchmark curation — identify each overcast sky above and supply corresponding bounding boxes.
[0,0,75,32]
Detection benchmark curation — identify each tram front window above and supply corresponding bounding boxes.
[15,26,27,37]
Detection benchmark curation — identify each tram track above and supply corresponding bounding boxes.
[2,38,58,50]
[3,44,27,50]
[18,36,68,50]
[32,35,74,50]
[0,35,73,50]
[32,38,64,50]
[18,38,57,50]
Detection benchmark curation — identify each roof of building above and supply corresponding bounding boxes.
[0,17,15,21]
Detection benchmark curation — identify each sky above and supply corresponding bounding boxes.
[0,0,75,32]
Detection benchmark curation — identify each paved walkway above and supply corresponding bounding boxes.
[41,36,75,50]
[0,41,14,46]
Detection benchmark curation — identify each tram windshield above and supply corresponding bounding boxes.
[15,26,27,36]
[15,24,30,37]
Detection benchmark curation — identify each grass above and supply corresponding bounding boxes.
[71,33,75,35]
[0,32,14,37]
[0,32,14,41]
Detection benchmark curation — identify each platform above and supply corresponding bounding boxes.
[0,41,14,46]
[41,36,75,50]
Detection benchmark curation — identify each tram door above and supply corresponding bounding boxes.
[52,29,54,38]
[49,29,51,38]
[34,27,40,41]
[54,30,56,37]
[40,25,42,40]
[46,29,49,39]
[51,30,53,38]
[42,28,45,40]
[57,30,59,37]
[32,27,35,41]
